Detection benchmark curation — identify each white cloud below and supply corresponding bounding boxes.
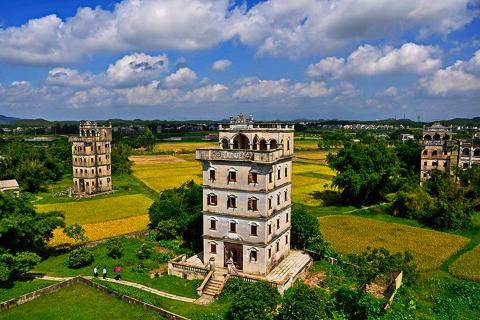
[293,81,333,98]
[0,0,474,64]
[67,87,114,108]
[163,68,197,88]
[308,43,441,78]
[212,59,232,71]
[233,79,290,101]
[46,68,96,88]
[119,81,180,106]
[420,50,480,96]
[180,84,229,103]
[106,53,169,87]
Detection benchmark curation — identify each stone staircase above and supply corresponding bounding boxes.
[195,270,228,304]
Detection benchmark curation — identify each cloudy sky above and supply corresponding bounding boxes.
[0,0,479,121]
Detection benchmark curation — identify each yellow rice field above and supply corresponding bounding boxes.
[49,215,149,246]
[294,139,320,150]
[36,194,153,225]
[132,157,202,192]
[448,245,480,281]
[154,141,216,153]
[319,215,470,271]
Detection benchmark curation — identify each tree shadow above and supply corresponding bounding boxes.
[311,190,345,206]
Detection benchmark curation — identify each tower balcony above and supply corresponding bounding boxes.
[196,148,289,163]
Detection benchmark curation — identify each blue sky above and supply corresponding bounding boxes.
[0,0,479,121]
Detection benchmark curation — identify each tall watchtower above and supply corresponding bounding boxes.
[196,114,294,275]
[69,121,112,195]
[420,123,453,182]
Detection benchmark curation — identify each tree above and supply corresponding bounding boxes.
[290,206,328,254]
[138,127,156,151]
[148,180,203,251]
[394,139,421,182]
[0,193,64,283]
[390,185,433,220]
[279,282,335,320]
[111,143,132,175]
[327,142,401,205]
[63,224,88,246]
[228,281,281,320]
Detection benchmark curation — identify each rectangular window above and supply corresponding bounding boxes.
[285,235,289,244]
[248,198,258,211]
[268,198,272,210]
[209,169,216,181]
[284,167,288,177]
[268,248,272,258]
[269,172,273,183]
[230,222,236,233]
[277,194,281,205]
[210,220,216,230]
[227,197,236,208]
[277,169,281,179]
[251,225,258,236]
[248,172,258,184]
[268,224,272,235]
[277,218,280,229]
[107,178,110,183]
[228,171,236,183]
[284,190,288,201]
[207,194,217,206]
[286,212,289,223]
[423,161,427,166]
[211,243,216,254]
[276,242,280,252]
[250,250,257,262]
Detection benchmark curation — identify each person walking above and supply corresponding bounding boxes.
[114,265,122,281]
[102,265,107,279]
[93,266,98,278]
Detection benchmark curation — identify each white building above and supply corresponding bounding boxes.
[169,114,311,298]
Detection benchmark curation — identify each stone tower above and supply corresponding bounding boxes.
[420,123,453,182]
[196,114,294,275]
[69,121,112,195]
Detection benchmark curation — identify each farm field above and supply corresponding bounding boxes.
[36,194,153,225]
[131,155,202,192]
[0,283,162,320]
[319,215,470,271]
[48,214,150,246]
[448,245,480,281]
[154,141,216,153]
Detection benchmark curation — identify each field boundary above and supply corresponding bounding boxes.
[0,276,189,320]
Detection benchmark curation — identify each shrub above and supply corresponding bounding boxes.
[67,248,94,268]
[228,280,281,320]
[106,239,123,259]
[136,243,154,260]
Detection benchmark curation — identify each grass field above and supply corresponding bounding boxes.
[448,245,480,281]
[319,215,470,271]
[154,141,216,153]
[36,194,153,225]
[0,279,56,303]
[0,283,162,320]
[131,155,202,192]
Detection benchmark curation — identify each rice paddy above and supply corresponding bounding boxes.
[448,245,480,281]
[36,194,153,225]
[319,215,470,271]
[154,141,216,153]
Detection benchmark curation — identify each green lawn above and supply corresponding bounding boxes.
[35,194,153,225]
[96,280,231,320]
[0,283,163,320]
[0,279,56,303]
[33,238,198,299]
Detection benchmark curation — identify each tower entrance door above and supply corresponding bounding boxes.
[79,179,85,193]
[224,242,243,270]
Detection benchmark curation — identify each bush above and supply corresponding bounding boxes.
[136,243,154,260]
[106,239,123,259]
[228,280,281,320]
[67,248,94,268]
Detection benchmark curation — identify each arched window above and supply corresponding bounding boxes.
[432,150,438,156]
[270,139,278,149]
[423,150,428,155]
[444,134,450,140]
[252,136,259,150]
[463,148,470,156]
[232,134,249,149]
[248,197,258,211]
[259,139,267,150]
[423,134,432,141]
[433,134,441,140]
[207,193,217,206]
[474,149,480,157]
[221,138,229,149]
[249,248,258,262]
[463,163,469,169]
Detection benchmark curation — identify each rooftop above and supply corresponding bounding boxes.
[219,113,294,131]
[0,179,19,189]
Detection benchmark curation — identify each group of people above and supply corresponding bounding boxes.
[93,265,122,280]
